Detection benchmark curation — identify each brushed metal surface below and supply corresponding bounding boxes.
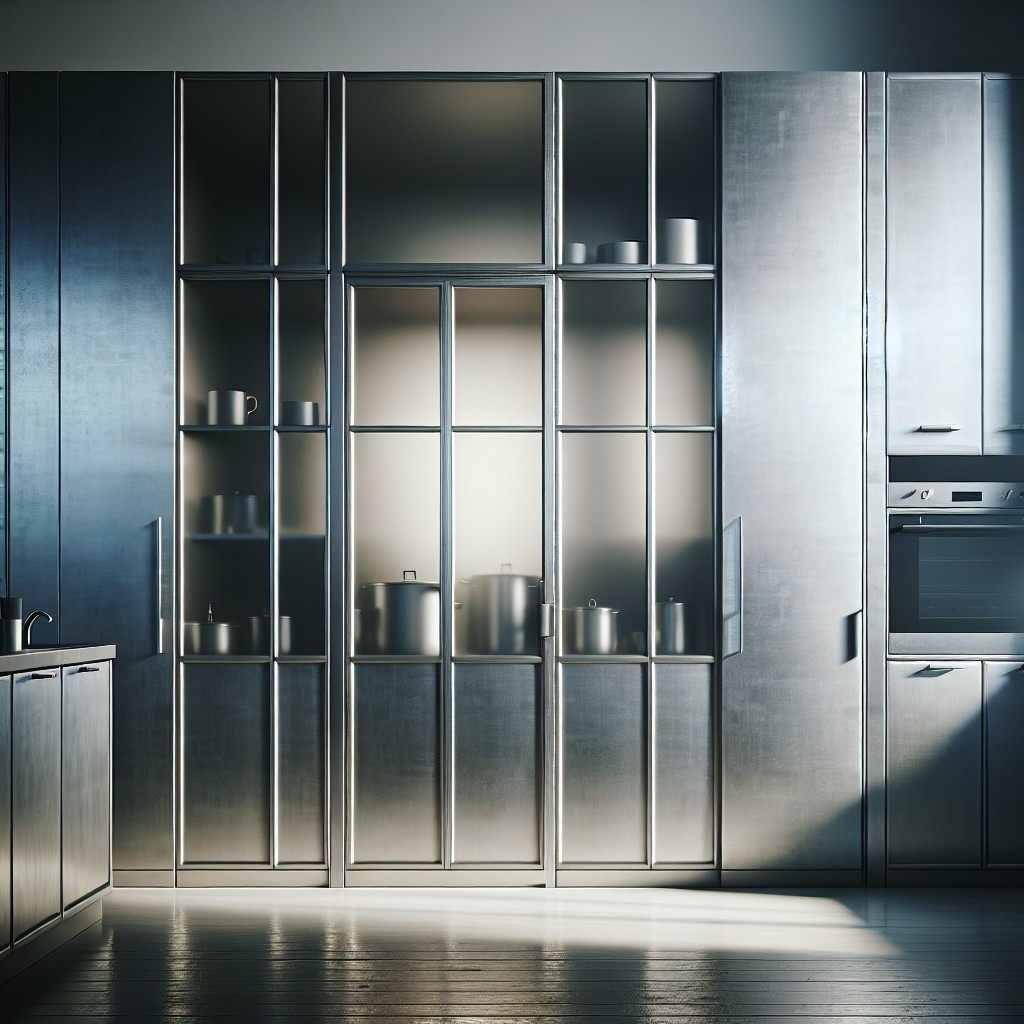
[181,664,272,865]
[720,73,864,871]
[277,664,327,866]
[864,71,888,886]
[886,75,982,455]
[12,670,61,941]
[58,73,175,871]
[984,661,1024,866]
[0,675,10,951]
[451,664,542,866]
[7,73,60,646]
[349,664,442,866]
[887,660,982,867]
[62,663,111,908]
[983,77,1024,455]
[559,663,647,865]
[653,664,714,865]
[0,79,5,600]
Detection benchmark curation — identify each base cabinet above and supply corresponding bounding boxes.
[62,663,111,908]
[886,660,1024,877]
[12,669,62,941]
[558,664,714,872]
[1,651,113,980]
[886,661,982,868]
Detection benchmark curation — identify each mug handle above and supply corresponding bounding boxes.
[246,395,259,419]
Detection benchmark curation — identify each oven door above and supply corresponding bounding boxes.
[890,512,1024,655]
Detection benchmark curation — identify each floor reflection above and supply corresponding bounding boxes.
[3,886,1024,1021]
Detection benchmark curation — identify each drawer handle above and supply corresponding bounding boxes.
[30,671,58,679]
[78,665,100,673]
[916,424,961,433]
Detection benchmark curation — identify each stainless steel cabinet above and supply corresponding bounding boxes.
[181,664,272,866]
[62,662,111,908]
[886,75,982,455]
[57,73,176,884]
[720,73,864,881]
[887,661,982,867]
[12,669,61,941]
[983,77,1024,455]
[558,663,713,872]
[0,675,10,953]
[984,662,1024,866]
[349,664,443,867]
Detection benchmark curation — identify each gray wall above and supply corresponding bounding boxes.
[1,0,1023,72]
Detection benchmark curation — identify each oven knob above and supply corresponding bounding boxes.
[1006,489,1015,501]
[920,489,933,500]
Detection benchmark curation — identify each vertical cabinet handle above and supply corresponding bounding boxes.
[846,610,863,662]
[156,516,164,655]
[723,516,743,658]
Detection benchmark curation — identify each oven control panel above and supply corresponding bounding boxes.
[888,482,1024,508]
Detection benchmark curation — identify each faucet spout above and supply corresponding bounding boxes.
[24,609,54,648]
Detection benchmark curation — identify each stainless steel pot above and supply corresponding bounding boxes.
[183,604,239,655]
[360,570,440,655]
[563,598,619,654]
[463,564,541,655]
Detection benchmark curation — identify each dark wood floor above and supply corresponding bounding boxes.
[3,886,1024,1021]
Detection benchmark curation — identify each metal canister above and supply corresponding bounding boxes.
[656,599,687,655]
[563,599,619,655]
[359,570,440,656]
[463,564,541,655]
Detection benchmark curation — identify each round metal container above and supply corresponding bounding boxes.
[463,566,541,655]
[183,619,238,655]
[657,217,706,264]
[563,599,619,655]
[656,600,687,655]
[597,239,645,264]
[360,570,440,656]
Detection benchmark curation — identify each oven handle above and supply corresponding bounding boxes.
[893,524,1024,534]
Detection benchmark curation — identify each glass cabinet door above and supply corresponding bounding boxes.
[560,75,716,268]
[178,75,329,880]
[347,279,548,880]
[345,78,547,266]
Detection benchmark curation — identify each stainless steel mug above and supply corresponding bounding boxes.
[207,389,258,425]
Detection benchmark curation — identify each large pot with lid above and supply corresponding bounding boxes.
[359,570,439,656]
[462,563,541,655]
[563,599,619,655]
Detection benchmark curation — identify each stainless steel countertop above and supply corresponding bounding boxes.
[0,644,116,674]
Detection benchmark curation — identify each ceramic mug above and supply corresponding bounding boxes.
[208,389,258,425]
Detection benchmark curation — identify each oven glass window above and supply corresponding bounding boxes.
[890,515,1024,634]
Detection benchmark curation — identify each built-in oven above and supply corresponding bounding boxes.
[889,481,1024,655]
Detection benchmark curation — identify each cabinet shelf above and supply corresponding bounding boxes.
[180,425,272,433]
[280,533,326,541]
[558,262,716,275]
[186,532,268,542]
[180,655,273,664]
[180,264,329,280]
[276,425,327,434]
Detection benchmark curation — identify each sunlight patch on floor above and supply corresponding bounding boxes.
[109,885,900,958]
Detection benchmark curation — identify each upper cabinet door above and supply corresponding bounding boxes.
[984,77,1024,454]
[886,75,982,455]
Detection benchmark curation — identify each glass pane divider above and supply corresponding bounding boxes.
[439,282,455,873]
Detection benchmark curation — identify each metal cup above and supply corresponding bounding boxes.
[207,389,258,425]
[657,218,706,265]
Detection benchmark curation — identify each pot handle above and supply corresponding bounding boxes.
[403,569,417,581]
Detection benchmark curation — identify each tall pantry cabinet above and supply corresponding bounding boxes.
[719,73,865,883]
[6,73,176,885]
